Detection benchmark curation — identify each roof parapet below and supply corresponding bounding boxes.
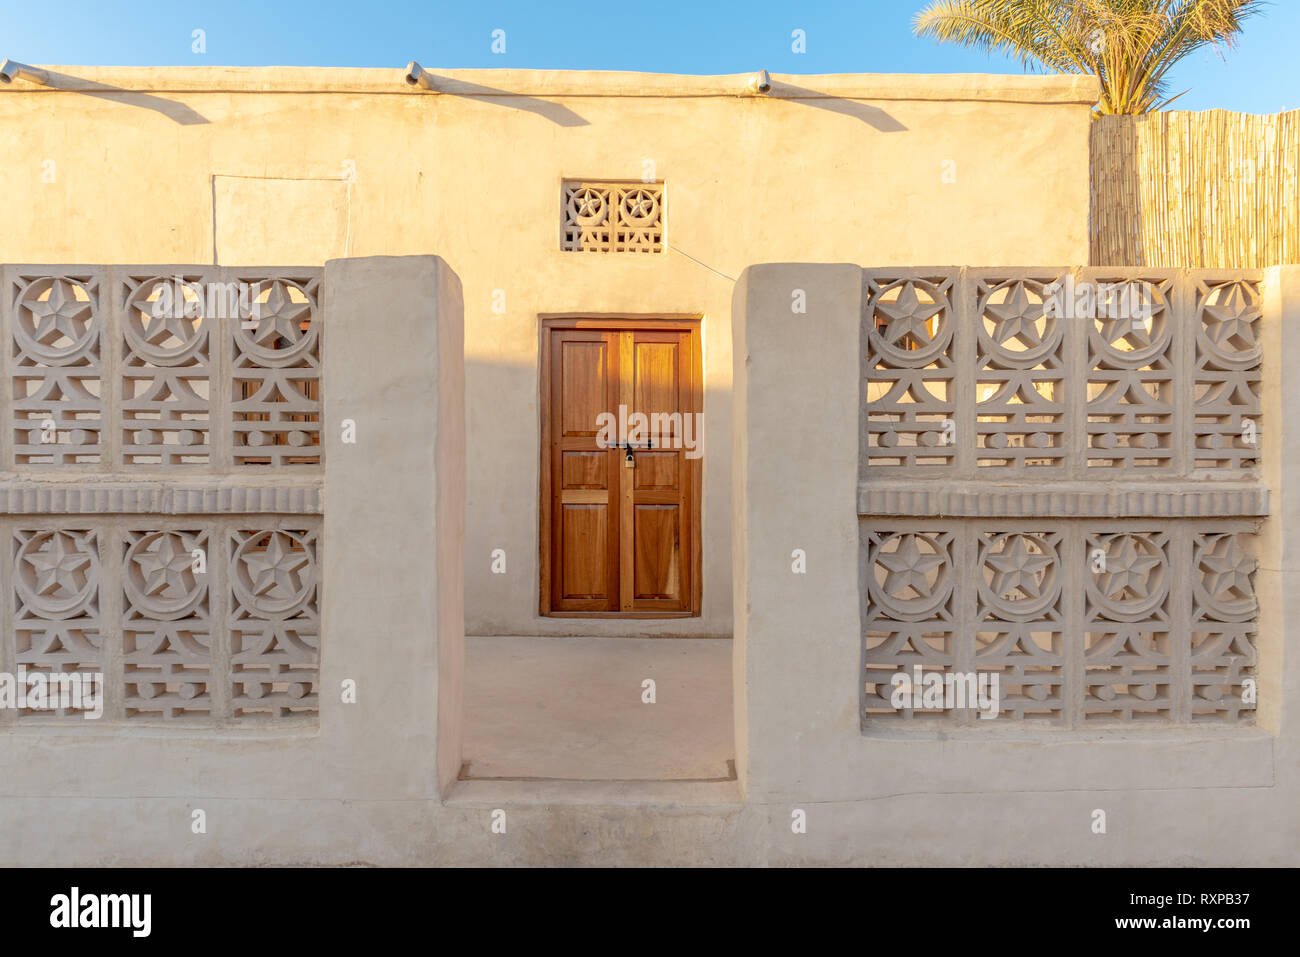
[0,65,1100,105]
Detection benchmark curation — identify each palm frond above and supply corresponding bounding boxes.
[912,0,1268,114]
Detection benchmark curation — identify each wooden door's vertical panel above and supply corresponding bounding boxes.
[618,331,635,611]
[539,325,552,615]
[559,339,608,437]
[633,504,682,600]
[682,328,699,615]
[548,330,620,612]
[628,331,690,612]
[559,503,610,600]
[689,327,702,615]
[677,328,695,613]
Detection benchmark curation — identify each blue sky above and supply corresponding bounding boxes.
[2,0,1294,113]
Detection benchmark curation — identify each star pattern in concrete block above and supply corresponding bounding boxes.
[1202,283,1258,351]
[1198,536,1254,600]
[249,282,311,347]
[133,532,198,600]
[622,189,656,220]
[1097,534,1162,600]
[242,531,310,600]
[139,300,201,350]
[25,531,93,597]
[1098,311,1153,350]
[877,533,944,597]
[875,283,943,350]
[573,188,605,219]
[984,282,1044,349]
[26,280,94,347]
[985,534,1052,598]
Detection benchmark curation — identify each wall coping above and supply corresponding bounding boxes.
[1,66,1100,104]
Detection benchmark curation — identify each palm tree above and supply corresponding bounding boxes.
[913,0,1264,114]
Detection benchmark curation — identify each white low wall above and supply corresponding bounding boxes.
[2,257,1297,865]
[729,263,1298,863]
[0,255,467,863]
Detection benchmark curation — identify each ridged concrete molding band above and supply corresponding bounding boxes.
[0,483,322,515]
[859,482,1268,518]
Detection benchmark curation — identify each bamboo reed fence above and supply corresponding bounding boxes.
[1091,109,1299,268]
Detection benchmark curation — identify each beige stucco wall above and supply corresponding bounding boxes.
[0,66,1097,636]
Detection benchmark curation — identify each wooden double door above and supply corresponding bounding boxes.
[540,317,702,617]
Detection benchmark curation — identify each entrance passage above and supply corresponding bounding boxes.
[540,316,702,617]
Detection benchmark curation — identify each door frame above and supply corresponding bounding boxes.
[538,313,704,618]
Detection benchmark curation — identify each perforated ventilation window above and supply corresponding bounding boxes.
[561,180,664,253]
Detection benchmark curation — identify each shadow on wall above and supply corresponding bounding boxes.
[26,69,210,125]
[15,71,914,134]
[769,81,908,132]
[418,74,590,127]
[421,76,909,132]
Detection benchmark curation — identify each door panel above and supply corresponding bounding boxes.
[560,504,611,601]
[634,340,679,435]
[562,450,607,488]
[624,330,693,613]
[633,451,678,490]
[633,504,681,600]
[560,340,608,437]
[541,319,700,617]
[549,330,620,612]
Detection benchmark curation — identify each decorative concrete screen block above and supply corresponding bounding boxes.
[561,180,665,253]
[1,264,325,729]
[1193,277,1262,470]
[1085,275,1176,469]
[862,522,1258,726]
[2,266,323,471]
[1190,530,1259,720]
[120,272,214,466]
[122,529,212,719]
[9,272,104,465]
[231,273,322,467]
[228,527,320,717]
[862,528,957,712]
[975,274,1067,468]
[862,268,1263,478]
[860,268,1265,729]
[12,528,102,717]
[4,518,321,725]
[863,272,957,467]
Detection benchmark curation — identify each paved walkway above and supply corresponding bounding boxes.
[462,636,734,782]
